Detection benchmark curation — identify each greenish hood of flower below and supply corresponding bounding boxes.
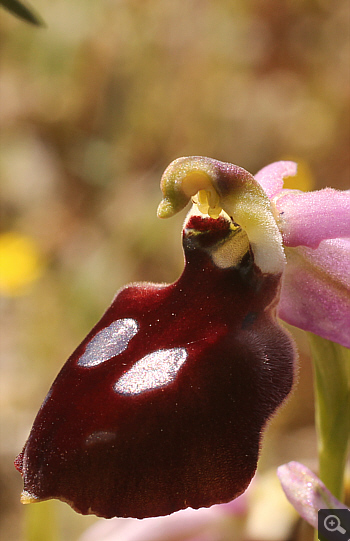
[158,157,285,275]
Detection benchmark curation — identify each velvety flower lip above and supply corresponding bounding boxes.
[277,461,349,529]
[15,156,296,519]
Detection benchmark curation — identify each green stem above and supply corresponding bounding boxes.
[25,500,59,541]
[308,333,350,501]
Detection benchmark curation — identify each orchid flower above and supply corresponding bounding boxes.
[157,157,350,502]
[15,157,349,522]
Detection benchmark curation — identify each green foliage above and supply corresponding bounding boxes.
[1,0,45,26]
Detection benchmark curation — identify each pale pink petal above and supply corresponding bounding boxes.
[277,461,348,529]
[255,161,297,199]
[276,189,350,248]
[278,238,350,347]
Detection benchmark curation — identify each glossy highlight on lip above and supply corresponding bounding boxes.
[77,318,139,368]
[114,348,188,395]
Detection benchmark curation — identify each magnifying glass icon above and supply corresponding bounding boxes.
[324,514,346,534]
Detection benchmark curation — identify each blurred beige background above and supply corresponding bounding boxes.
[0,0,349,539]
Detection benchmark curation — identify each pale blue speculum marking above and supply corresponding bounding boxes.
[114,348,188,395]
[77,318,139,367]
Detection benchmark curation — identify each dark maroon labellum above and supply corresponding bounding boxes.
[15,214,295,519]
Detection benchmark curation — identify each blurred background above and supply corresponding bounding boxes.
[0,0,349,539]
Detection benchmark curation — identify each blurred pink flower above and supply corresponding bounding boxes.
[79,496,247,541]
[277,461,349,529]
[256,162,350,348]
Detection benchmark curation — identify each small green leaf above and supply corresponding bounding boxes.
[1,0,45,26]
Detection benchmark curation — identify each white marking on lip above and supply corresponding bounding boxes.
[114,347,188,395]
[77,318,139,367]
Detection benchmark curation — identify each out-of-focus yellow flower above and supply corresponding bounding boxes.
[0,232,43,296]
[281,158,314,191]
